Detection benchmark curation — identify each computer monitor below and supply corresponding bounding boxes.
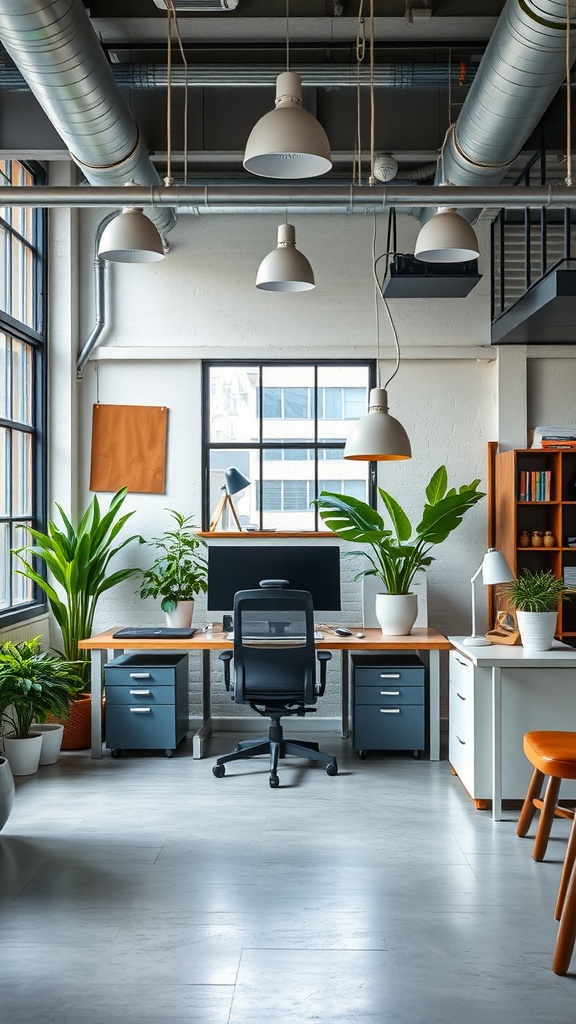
[207,545,341,613]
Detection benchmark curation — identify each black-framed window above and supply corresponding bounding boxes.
[0,160,47,624]
[202,361,376,532]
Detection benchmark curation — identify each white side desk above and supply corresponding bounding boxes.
[449,638,576,821]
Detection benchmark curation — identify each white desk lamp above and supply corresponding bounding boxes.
[463,548,515,647]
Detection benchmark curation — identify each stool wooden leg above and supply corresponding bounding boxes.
[533,776,561,861]
[553,839,576,974]
[555,814,576,921]
[517,768,545,838]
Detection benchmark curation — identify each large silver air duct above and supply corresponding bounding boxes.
[0,0,176,236]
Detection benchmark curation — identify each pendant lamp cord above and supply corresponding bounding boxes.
[566,0,573,187]
[372,213,402,390]
[286,0,290,73]
[353,8,365,187]
[369,0,376,186]
[164,1,189,187]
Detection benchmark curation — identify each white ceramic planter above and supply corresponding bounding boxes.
[375,593,418,636]
[0,755,15,831]
[516,610,558,651]
[165,600,194,629]
[30,722,64,765]
[3,734,43,776]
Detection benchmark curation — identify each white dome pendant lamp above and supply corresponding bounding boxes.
[98,182,165,263]
[255,223,315,292]
[414,199,480,263]
[243,0,331,179]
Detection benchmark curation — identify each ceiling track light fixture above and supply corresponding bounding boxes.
[344,212,411,462]
[414,127,480,264]
[255,222,315,292]
[243,0,332,179]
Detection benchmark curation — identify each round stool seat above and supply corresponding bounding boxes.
[523,731,576,780]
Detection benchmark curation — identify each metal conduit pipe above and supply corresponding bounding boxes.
[431,0,576,222]
[0,61,480,91]
[0,0,176,237]
[76,213,116,380]
[0,184,574,210]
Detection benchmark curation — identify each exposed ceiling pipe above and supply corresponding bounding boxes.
[0,60,480,91]
[431,0,576,221]
[0,183,574,211]
[0,0,176,237]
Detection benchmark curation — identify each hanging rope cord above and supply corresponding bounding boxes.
[372,213,402,390]
[353,9,365,187]
[164,0,189,187]
[566,0,573,187]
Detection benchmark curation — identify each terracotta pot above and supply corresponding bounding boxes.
[48,693,92,750]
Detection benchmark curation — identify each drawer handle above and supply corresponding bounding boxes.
[129,689,151,696]
[129,707,151,713]
[380,690,400,696]
[129,672,151,679]
[456,692,466,701]
[380,708,401,714]
[380,673,400,679]
[457,735,466,745]
[454,657,468,668]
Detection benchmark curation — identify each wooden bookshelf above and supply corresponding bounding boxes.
[494,447,576,643]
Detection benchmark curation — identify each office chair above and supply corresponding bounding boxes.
[212,582,338,788]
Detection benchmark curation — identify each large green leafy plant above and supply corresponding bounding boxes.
[313,466,485,595]
[139,510,208,614]
[0,636,84,739]
[13,488,143,681]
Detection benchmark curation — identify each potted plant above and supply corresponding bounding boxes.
[140,510,208,627]
[313,465,485,635]
[0,754,15,831]
[0,636,84,774]
[503,569,573,651]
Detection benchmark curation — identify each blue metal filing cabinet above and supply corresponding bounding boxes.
[105,652,189,758]
[352,654,425,758]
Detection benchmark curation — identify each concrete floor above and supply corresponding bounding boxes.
[1,732,575,1023]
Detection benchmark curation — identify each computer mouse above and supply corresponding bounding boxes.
[356,632,365,639]
[334,627,352,636]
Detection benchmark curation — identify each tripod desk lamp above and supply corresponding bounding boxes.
[209,467,251,532]
[463,548,515,647]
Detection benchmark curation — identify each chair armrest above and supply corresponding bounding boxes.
[218,649,233,692]
[315,650,332,697]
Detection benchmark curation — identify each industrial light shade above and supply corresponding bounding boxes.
[243,71,332,179]
[98,207,165,263]
[224,466,251,496]
[255,223,315,292]
[414,206,480,263]
[344,387,412,461]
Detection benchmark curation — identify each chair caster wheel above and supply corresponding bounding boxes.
[269,773,280,788]
[212,764,225,778]
[326,761,338,776]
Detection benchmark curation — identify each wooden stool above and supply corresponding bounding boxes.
[516,731,576,861]
[553,812,576,974]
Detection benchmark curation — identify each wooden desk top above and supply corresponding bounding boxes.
[79,626,450,652]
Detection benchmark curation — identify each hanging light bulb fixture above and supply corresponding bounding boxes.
[414,133,480,263]
[255,222,315,292]
[243,0,331,178]
[344,214,411,461]
[98,181,165,263]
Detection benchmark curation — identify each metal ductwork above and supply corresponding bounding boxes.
[436,0,576,217]
[0,0,176,237]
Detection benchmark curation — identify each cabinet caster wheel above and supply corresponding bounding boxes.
[412,750,420,759]
[212,764,225,778]
[357,750,366,759]
[111,749,122,758]
[326,761,338,776]
[269,773,280,788]
[165,749,174,758]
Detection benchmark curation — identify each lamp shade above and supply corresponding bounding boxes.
[98,207,165,263]
[225,466,251,496]
[255,223,315,292]
[243,71,332,179]
[481,548,515,585]
[344,388,411,461]
[414,207,480,263]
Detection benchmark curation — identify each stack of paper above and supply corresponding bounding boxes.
[532,426,576,449]
[563,567,576,586]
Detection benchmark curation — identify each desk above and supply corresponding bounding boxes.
[449,638,576,822]
[79,626,450,761]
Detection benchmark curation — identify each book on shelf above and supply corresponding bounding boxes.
[532,425,576,448]
[518,469,552,501]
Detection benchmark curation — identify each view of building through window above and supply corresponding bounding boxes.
[204,362,373,531]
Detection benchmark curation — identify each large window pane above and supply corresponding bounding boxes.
[11,340,33,425]
[0,426,8,515]
[12,430,32,516]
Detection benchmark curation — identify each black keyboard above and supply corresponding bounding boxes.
[112,627,197,639]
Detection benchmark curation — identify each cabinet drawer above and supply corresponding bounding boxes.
[105,684,175,706]
[449,650,474,692]
[105,704,178,750]
[449,677,474,734]
[353,705,425,751]
[105,665,177,687]
[354,666,424,689]
[356,683,424,706]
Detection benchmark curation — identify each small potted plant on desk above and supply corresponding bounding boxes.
[313,465,485,636]
[140,510,208,628]
[0,637,84,775]
[503,569,573,651]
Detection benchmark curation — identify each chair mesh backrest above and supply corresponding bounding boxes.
[232,588,316,704]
